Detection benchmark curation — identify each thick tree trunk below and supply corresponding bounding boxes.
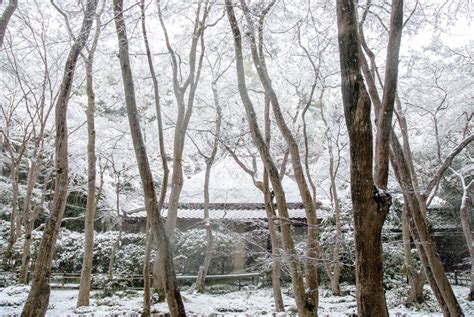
[20,2,98,316]
[225,2,309,315]
[113,1,185,314]
[0,0,17,49]
[336,0,404,315]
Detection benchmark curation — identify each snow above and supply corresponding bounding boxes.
[1,284,473,316]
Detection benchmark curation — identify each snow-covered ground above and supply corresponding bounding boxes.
[1,284,473,316]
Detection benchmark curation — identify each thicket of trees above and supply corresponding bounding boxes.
[0,0,472,316]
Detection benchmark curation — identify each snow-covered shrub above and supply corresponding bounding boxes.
[53,229,147,274]
[54,230,85,272]
[173,228,237,274]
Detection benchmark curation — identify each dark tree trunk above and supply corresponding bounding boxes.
[335,0,403,315]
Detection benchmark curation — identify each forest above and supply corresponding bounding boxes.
[0,0,473,316]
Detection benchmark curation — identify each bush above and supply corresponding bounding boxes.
[173,228,238,274]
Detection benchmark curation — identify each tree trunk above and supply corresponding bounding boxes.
[108,217,122,278]
[20,2,98,316]
[153,0,209,295]
[18,161,40,283]
[240,1,318,312]
[138,0,170,311]
[143,221,152,316]
[0,0,17,49]
[457,177,474,300]
[195,83,221,293]
[336,0,404,315]
[390,134,463,316]
[263,95,285,312]
[4,166,19,267]
[112,1,185,314]
[225,2,309,315]
[77,7,102,304]
[401,207,425,304]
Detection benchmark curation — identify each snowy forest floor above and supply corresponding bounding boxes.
[1,283,473,316]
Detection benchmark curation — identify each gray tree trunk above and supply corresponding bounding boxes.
[225,2,309,315]
[77,3,103,305]
[0,0,17,48]
[112,0,185,314]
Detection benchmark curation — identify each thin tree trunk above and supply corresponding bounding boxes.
[0,0,17,49]
[77,4,103,305]
[195,83,221,293]
[143,220,152,316]
[263,95,284,312]
[225,2,309,315]
[390,134,464,316]
[4,167,19,267]
[455,174,474,300]
[401,207,424,303]
[240,1,318,312]
[20,2,98,316]
[18,161,40,283]
[153,0,210,295]
[113,1,185,314]
[140,1,170,303]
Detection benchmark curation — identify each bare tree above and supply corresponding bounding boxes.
[21,1,99,316]
[112,0,185,315]
[225,1,310,315]
[0,0,17,49]
[153,0,212,296]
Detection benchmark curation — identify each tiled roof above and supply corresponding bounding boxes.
[124,202,330,220]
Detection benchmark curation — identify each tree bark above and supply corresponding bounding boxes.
[454,174,474,300]
[20,1,98,316]
[18,162,40,283]
[336,0,404,315]
[77,3,103,305]
[138,0,170,312]
[112,1,185,315]
[0,0,17,49]
[263,95,285,312]
[4,166,19,267]
[225,1,309,315]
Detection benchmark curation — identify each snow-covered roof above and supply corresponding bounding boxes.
[122,156,333,220]
[125,202,331,220]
